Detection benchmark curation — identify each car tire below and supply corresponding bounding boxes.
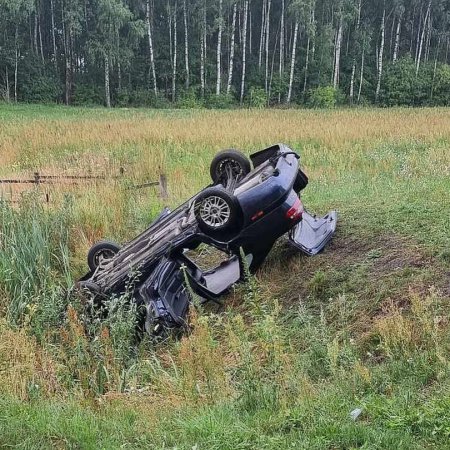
[87,240,121,271]
[210,149,251,186]
[194,187,241,234]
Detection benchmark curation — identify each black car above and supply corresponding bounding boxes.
[78,144,337,335]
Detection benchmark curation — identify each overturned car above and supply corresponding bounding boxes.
[78,144,337,336]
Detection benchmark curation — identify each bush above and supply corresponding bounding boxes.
[177,88,204,109]
[307,85,338,108]
[72,84,104,106]
[205,93,236,109]
[248,87,268,108]
[431,65,450,106]
[117,88,172,108]
[19,61,62,103]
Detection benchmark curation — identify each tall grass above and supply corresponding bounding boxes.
[0,195,72,325]
[0,105,449,448]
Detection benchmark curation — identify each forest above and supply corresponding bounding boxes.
[1,0,450,108]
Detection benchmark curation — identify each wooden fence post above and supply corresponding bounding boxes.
[159,174,168,199]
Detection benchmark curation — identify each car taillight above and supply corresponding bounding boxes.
[286,198,303,221]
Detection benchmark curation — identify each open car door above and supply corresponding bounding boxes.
[289,210,337,256]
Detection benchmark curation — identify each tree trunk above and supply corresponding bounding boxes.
[425,14,432,63]
[172,1,178,102]
[287,20,299,104]
[303,3,315,97]
[168,1,173,63]
[375,7,385,102]
[264,0,271,93]
[416,0,431,75]
[50,0,57,69]
[117,30,122,92]
[5,67,10,102]
[104,55,111,108]
[240,0,248,104]
[279,0,285,102]
[34,11,38,55]
[333,13,343,89]
[226,3,237,95]
[216,0,223,95]
[183,0,189,89]
[430,35,441,101]
[38,15,44,64]
[200,1,206,96]
[357,42,365,103]
[393,13,401,62]
[249,8,252,55]
[62,3,71,105]
[415,6,423,63]
[258,0,266,69]
[268,26,278,103]
[349,0,361,104]
[14,27,18,103]
[146,0,158,96]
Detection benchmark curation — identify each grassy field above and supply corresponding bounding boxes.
[0,104,449,449]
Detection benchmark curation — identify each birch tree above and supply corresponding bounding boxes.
[375,5,386,102]
[333,3,344,89]
[240,0,249,104]
[183,0,189,88]
[200,0,207,96]
[393,3,404,62]
[287,20,299,103]
[416,0,432,75]
[226,2,237,95]
[264,0,272,92]
[146,0,157,96]
[216,0,223,95]
[172,0,178,101]
[349,0,361,103]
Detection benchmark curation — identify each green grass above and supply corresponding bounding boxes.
[0,105,449,449]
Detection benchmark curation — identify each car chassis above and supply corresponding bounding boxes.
[78,144,337,336]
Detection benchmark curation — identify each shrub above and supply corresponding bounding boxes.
[307,86,338,108]
[177,88,204,109]
[72,84,104,106]
[248,87,268,108]
[431,64,450,106]
[205,93,236,109]
[19,63,62,103]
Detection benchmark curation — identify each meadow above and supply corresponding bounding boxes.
[0,104,449,449]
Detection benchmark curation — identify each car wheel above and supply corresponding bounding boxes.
[87,240,121,271]
[195,187,240,234]
[210,149,251,188]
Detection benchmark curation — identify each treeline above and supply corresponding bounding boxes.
[1,0,450,108]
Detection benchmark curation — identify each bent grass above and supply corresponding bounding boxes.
[0,105,449,448]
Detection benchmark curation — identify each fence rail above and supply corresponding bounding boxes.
[0,169,168,203]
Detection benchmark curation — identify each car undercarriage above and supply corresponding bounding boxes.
[77,144,337,336]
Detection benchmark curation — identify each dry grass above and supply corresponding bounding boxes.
[0,106,449,448]
[0,319,60,400]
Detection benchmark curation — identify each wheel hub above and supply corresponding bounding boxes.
[200,196,231,228]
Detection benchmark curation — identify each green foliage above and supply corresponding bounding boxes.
[248,87,267,108]
[116,88,172,108]
[0,196,72,324]
[176,88,205,109]
[72,83,105,106]
[205,93,236,109]
[432,65,450,106]
[307,85,338,108]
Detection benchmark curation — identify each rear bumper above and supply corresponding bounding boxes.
[288,210,337,256]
